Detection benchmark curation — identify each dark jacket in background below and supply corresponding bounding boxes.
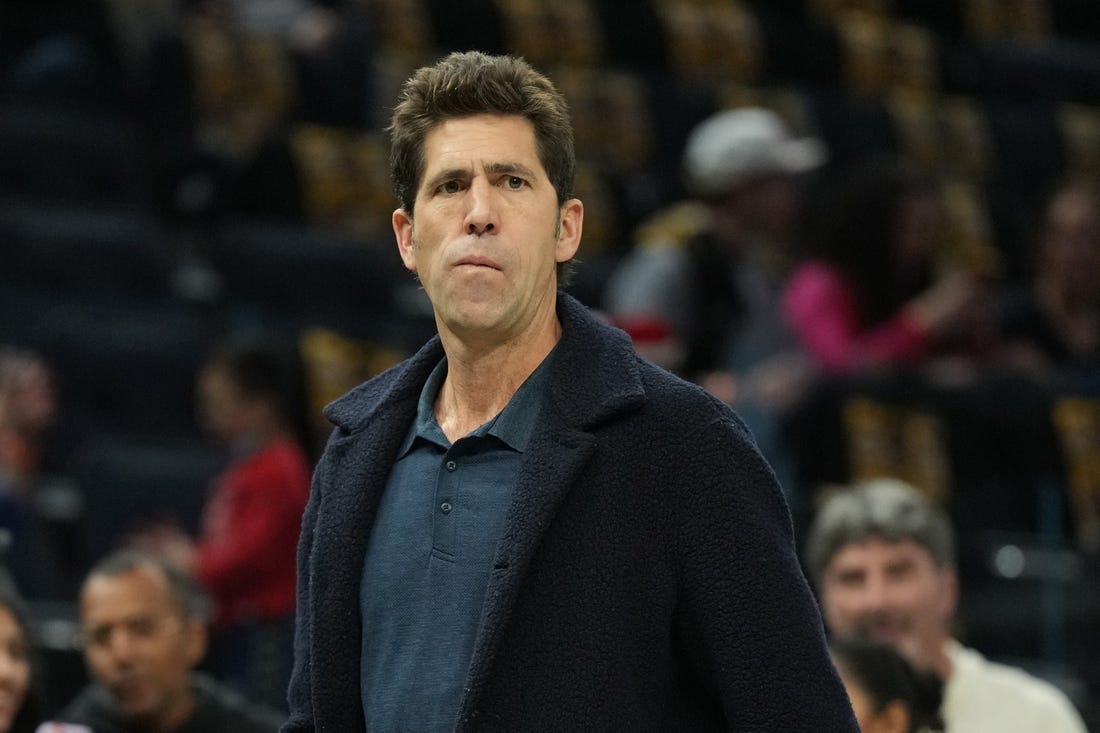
[55,673,284,733]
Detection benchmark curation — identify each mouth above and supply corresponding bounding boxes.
[454,254,501,270]
[858,617,910,643]
[110,674,149,702]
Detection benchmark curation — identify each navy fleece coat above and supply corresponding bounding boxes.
[283,294,857,732]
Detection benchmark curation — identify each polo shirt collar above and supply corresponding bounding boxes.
[396,348,556,458]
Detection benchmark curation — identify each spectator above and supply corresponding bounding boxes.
[782,159,991,377]
[997,178,1100,377]
[602,107,826,502]
[0,569,42,733]
[131,334,312,713]
[830,634,944,733]
[47,549,283,732]
[0,348,57,502]
[604,106,824,398]
[0,348,74,600]
[805,477,1088,732]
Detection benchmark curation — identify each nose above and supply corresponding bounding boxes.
[465,178,497,236]
[99,627,140,666]
[860,571,891,612]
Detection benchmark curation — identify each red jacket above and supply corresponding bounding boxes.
[195,437,311,626]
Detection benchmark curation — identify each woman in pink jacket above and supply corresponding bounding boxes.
[782,160,990,375]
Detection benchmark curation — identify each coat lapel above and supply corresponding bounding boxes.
[457,294,645,724]
[311,338,444,725]
[459,421,597,721]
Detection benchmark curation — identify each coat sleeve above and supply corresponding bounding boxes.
[671,410,859,732]
[281,466,322,733]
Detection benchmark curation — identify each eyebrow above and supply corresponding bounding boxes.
[423,161,540,192]
[485,161,539,179]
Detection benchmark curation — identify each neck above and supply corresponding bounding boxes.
[929,636,954,681]
[435,318,561,442]
[146,684,196,733]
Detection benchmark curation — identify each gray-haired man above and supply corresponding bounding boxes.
[805,478,1087,732]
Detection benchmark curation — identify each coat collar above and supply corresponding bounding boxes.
[323,292,646,435]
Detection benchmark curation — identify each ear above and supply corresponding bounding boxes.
[184,618,208,668]
[555,198,583,264]
[393,208,417,272]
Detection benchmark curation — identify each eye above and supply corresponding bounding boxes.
[504,175,526,190]
[886,562,916,582]
[5,638,28,662]
[84,625,112,648]
[832,570,866,588]
[129,616,159,638]
[438,179,463,195]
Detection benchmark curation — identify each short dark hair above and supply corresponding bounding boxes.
[203,332,315,461]
[810,158,941,325]
[387,51,578,285]
[83,549,209,621]
[804,478,955,590]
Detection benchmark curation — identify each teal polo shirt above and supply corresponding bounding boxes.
[359,350,553,732]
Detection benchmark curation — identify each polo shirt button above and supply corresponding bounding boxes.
[440,501,453,514]
[446,460,457,471]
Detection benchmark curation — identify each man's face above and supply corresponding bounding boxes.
[80,566,206,729]
[0,606,30,732]
[735,175,801,246]
[196,363,265,445]
[820,537,956,673]
[392,114,582,345]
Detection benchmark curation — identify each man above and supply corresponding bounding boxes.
[602,107,825,513]
[49,549,283,733]
[805,477,1088,732]
[284,51,857,732]
[603,106,825,395]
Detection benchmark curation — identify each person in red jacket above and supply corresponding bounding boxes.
[133,333,313,714]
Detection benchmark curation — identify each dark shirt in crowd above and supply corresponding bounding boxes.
[53,673,284,733]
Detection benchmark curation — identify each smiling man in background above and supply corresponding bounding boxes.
[806,478,1087,732]
[49,549,283,733]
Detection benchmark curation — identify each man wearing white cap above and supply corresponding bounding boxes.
[604,106,826,499]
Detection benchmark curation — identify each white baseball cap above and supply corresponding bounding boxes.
[683,107,827,196]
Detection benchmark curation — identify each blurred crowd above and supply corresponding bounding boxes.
[1,0,1099,730]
